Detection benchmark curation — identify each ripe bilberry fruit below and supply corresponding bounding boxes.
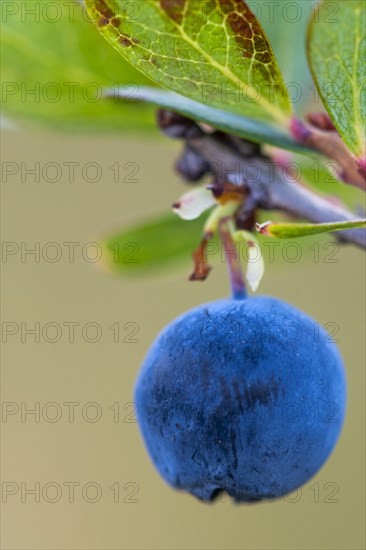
[135,297,346,502]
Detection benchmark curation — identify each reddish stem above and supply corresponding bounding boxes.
[290,117,366,192]
[189,236,212,281]
[218,218,247,300]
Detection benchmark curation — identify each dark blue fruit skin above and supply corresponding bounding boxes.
[134,297,346,502]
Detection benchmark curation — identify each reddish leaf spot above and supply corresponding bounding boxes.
[243,38,254,53]
[235,37,253,58]
[98,16,109,27]
[220,0,244,15]
[111,16,121,28]
[227,13,253,39]
[222,1,270,60]
[221,0,258,26]
[118,36,133,47]
[252,22,262,35]
[95,0,114,20]
[160,0,186,24]
[255,51,271,64]
[253,34,266,52]
[151,56,160,67]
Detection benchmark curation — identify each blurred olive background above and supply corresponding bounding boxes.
[1,128,365,550]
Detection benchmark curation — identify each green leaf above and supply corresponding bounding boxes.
[257,219,366,238]
[247,0,317,116]
[85,0,292,125]
[98,213,207,274]
[1,0,155,132]
[108,86,312,154]
[307,0,366,159]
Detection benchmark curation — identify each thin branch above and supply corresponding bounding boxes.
[218,218,247,300]
[291,118,366,191]
[189,236,212,281]
[186,134,366,249]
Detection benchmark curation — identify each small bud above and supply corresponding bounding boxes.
[206,181,224,199]
[175,146,209,182]
[356,157,366,178]
[157,110,202,139]
[290,117,312,143]
[307,112,336,131]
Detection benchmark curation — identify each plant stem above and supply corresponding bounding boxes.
[218,218,247,300]
[187,134,366,249]
[290,117,366,191]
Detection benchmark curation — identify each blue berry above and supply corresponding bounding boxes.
[134,297,346,502]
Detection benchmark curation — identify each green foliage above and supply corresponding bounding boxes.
[85,0,292,124]
[307,0,366,158]
[113,86,310,153]
[1,0,155,131]
[247,0,317,116]
[258,219,366,239]
[98,213,208,274]
[2,0,364,279]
